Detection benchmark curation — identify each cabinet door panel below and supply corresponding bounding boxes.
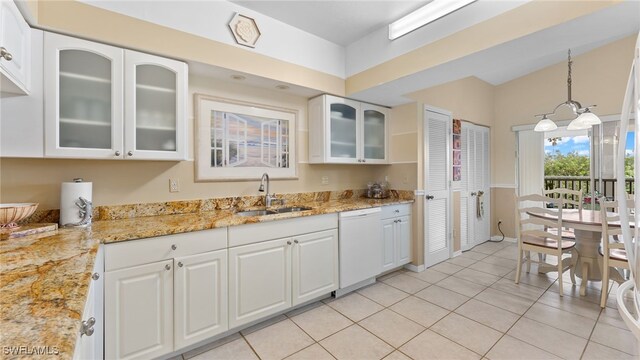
[381,218,396,272]
[292,229,338,306]
[105,260,173,360]
[326,95,360,163]
[361,103,388,163]
[229,239,291,328]
[44,32,123,159]
[124,50,187,160]
[396,216,412,266]
[175,250,227,350]
[0,0,30,92]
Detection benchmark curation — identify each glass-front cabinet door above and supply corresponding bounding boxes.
[361,103,388,163]
[325,96,360,163]
[124,50,187,160]
[44,32,123,158]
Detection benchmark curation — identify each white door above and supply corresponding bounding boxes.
[480,127,491,242]
[396,216,411,265]
[74,245,104,360]
[124,50,187,160]
[460,123,472,250]
[229,238,291,328]
[326,95,361,163]
[105,260,173,360]
[0,0,30,92]
[381,218,396,272]
[471,126,491,245]
[174,250,228,350]
[424,107,452,267]
[292,229,339,306]
[44,32,124,159]
[361,103,388,164]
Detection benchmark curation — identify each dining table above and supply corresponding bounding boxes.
[527,208,634,296]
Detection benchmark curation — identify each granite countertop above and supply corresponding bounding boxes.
[0,196,413,359]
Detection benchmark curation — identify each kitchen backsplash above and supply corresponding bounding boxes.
[22,189,415,224]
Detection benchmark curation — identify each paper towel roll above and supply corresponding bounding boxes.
[60,179,92,226]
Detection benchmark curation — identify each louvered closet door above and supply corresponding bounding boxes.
[424,108,451,267]
[460,123,472,251]
[466,126,477,248]
[473,128,485,245]
[481,128,491,242]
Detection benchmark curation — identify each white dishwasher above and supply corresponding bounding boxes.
[337,207,382,296]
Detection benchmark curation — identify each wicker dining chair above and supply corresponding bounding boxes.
[598,197,634,308]
[515,194,576,296]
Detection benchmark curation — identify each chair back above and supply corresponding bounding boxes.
[544,188,583,210]
[515,194,564,248]
[600,197,635,238]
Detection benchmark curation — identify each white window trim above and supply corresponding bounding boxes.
[195,94,298,181]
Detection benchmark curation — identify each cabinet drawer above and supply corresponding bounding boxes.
[381,204,411,219]
[228,214,338,247]
[105,228,227,271]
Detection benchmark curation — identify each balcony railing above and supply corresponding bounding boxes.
[544,176,635,204]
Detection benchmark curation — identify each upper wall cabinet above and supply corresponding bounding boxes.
[308,94,389,164]
[44,32,187,160]
[0,0,31,95]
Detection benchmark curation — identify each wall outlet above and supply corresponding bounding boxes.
[321,176,329,185]
[169,179,180,193]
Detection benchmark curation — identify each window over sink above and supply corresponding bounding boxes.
[196,94,297,181]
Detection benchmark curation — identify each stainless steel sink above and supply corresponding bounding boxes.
[235,209,277,217]
[273,206,313,214]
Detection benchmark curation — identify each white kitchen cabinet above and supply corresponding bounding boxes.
[124,50,187,160]
[229,238,291,328]
[1,28,43,157]
[292,229,339,306]
[309,94,389,164]
[0,0,30,95]
[73,245,104,360]
[105,259,174,360]
[43,32,187,160]
[174,250,228,349]
[381,205,412,271]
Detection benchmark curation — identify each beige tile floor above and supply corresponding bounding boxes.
[180,241,639,360]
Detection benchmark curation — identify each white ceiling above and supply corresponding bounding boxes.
[229,0,428,46]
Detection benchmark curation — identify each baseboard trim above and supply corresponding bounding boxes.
[452,250,462,257]
[491,235,517,243]
[404,263,425,272]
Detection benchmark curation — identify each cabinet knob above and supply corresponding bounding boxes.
[127,151,133,156]
[287,241,292,245]
[91,272,100,281]
[362,159,366,163]
[171,244,177,250]
[165,264,171,271]
[178,262,183,267]
[115,150,121,156]
[294,239,299,244]
[0,47,13,61]
[80,317,96,337]
[426,195,434,200]
[394,209,400,213]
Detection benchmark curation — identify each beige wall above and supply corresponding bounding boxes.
[0,79,379,210]
[32,0,344,95]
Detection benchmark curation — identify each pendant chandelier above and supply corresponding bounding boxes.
[534,50,601,132]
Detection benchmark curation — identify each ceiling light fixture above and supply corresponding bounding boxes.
[388,0,477,40]
[534,50,601,132]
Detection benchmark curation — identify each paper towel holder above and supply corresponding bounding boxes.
[62,178,93,227]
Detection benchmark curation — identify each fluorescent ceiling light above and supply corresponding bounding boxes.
[388,0,477,40]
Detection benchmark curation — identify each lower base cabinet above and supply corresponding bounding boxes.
[229,228,339,328]
[105,259,174,360]
[174,250,228,349]
[381,205,412,272]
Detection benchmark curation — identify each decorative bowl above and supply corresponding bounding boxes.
[0,203,39,228]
